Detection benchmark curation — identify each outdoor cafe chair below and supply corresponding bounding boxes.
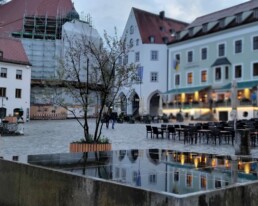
[167,126,176,140]
[146,125,153,138]
[152,126,163,139]
[161,124,168,134]
[209,127,222,145]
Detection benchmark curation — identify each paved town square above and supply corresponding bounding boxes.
[1,119,258,161]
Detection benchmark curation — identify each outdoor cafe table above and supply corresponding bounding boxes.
[197,129,211,143]
[175,128,185,140]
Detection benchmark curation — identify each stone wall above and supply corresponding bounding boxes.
[1,159,258,206]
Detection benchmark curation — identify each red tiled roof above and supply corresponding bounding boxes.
[0,0,74,37]
[0,37,30,65]
[188,0,258,28]
[133,8,188,44]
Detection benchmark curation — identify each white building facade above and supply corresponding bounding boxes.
[0,39,31,121]
[120,8,188,117]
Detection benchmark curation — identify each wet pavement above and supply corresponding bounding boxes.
[1,119,258,160]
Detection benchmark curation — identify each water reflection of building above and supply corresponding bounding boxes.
[28,149,258,195]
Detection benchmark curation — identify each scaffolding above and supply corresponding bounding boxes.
[12,14,66,40]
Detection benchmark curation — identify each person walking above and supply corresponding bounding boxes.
[104,112,110,129]
[110,112,117,129]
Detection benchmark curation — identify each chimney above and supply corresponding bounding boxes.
[0,51,3,60]
[159,11,165,19]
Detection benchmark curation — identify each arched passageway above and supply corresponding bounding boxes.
[149,93,160,116]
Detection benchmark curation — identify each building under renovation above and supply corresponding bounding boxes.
[0,0,100,119]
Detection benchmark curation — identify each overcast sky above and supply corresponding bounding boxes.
[73,0,248,37]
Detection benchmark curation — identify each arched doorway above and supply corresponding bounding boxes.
[149,93,160,116]
[0,107,6,119]
[13,108,23,119]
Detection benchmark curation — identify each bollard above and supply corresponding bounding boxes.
[235,129,250,156]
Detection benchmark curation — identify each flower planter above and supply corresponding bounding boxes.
[69,143,112,153]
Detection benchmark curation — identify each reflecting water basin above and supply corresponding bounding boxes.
[27,149,258,195]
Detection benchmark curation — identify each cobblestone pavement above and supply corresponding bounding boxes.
[1,119,258,160]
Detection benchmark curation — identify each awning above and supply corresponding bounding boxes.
[211,57,231,67]
[220,80,258,90]
[163,85,210,95]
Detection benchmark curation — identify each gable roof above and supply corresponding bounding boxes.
[170,0,258,44]
[0,0,74,37]
[188,0,258,28]
[0,37,30,65]
[133,8,188,44]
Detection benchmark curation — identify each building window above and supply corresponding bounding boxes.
[151,72,158,82]
[201,70,207,82]
[202,23,208,32]
[15,89,22,98]
[130,25,134,34]
[188,28,194,36]
[149,36,155,43]
[174,170,179,182]
[149,173,157,184]
[236,13,242,23]
[136,39,139,46]
[215,178,222,188]
[186,173,193,187]
[218,44,225,57]
[175,74,180,85]
[215,67,221,80]
[187,51,193,62]
[235,65,242,78]
[254,9,258,18]
[115,167,120,178]
[201,48,207,60]
[187,72,193,84]
[132,171,137,182]
[253,62,258,76]
[135,52,140,62]
[151,50,158,61]
[200,175,207,189]
[118,56,122,65]
[121,168,126,181]
[225,66,229,79]
[16,70,22,79]
[253,36,258,50]
[129,38,134,47]
[219,18,225,28]
[235,40,242,53]
[0,67,7,78]
[123,55,128,65]
[0,87,6,97]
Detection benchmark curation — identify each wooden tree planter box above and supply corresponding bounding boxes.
[70,143,112,153]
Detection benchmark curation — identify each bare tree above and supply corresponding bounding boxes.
[57,29,136,143]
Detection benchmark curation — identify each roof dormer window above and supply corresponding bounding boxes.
[160,26,165,32]
[219,18,225,28]
[236,13,242,24]
[162,37,168,44]
[254,8,258,18]
[0,51,3,60]
[149,36,155,43]
[169,29,176,36]
[188,28,194,36]
[202,23,208,32]
[175,32,180,40]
